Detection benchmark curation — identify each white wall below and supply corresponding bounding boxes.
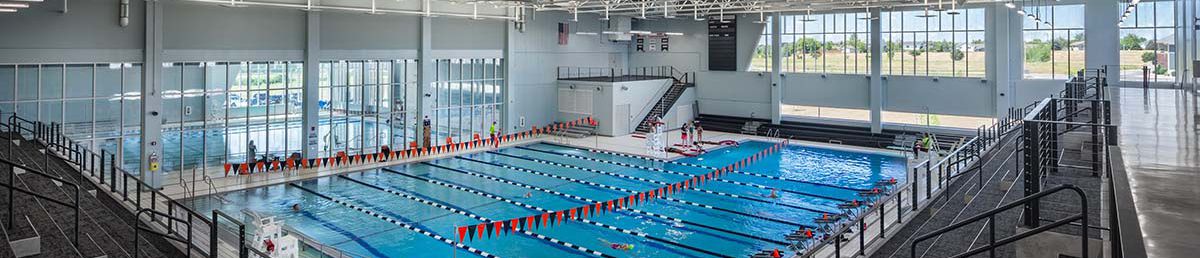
[507,12,629,132]
[556,79,672,136]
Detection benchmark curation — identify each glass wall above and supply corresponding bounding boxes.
[159,61,303,173]
[1119,0,1180,83]
[0,63,143,173]
[1023,4,1086,80]
[751,17,773,72]
[881,8,986,77]
[318,60,418,157]
[780,11,872,74]
[430,58,504,144]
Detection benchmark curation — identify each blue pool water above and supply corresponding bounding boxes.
[189,140,907,257]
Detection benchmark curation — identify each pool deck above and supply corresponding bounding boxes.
[161,129,913,201]
[1113,88,1200,258]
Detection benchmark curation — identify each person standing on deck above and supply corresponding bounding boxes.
[248,140,258,172]
[490,121,499,148]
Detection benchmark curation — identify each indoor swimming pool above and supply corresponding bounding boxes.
[188,140,907,257]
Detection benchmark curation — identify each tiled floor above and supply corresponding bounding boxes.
[1114,88,1200,258]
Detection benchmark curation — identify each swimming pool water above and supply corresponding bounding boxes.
[188,140,907,257]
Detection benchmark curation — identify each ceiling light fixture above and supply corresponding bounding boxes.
[0,7,15,12]
[0,2,29,8]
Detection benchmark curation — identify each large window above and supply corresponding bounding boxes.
[318,60,418,157]
[1023,4,1086,80]
[882,8,986,77]
[160,61,303,174]
[1119,0,1179,83]
[751,18,772,72]
[780,12,872,74]
[431,58,504,144]
[0,63,143,173]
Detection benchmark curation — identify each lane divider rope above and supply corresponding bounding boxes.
[337,175,612,257]
[422,161,792,246]
[516,146,852,202]
[488,151,840,215]
[457,156,815,229]
[539,142,868,191]
[287,183,499,258]
[379,167,731,258]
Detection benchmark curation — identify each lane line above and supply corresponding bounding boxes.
[457,156,816,229]
[422,161,791,246]
[337,174,613,258]
[287,183,498,258]
[540,142,868,190]
[489,151,841,215]
[515,146,852,202]
[379,167,731,258]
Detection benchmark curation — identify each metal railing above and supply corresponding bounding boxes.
[801,132,993,258]
[800,97,1034,258]
[0,151,82,247]
[557,65,696,84]
[5,113,266,257]
[911,185,1090,258]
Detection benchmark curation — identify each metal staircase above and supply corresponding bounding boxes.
[635,67,695,133]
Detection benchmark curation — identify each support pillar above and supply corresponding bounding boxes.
[869,8,883,133]
[302,11,320,158]
[770,12,782,125]
[416,16,434,148]
[1085,0,1120,82]
[140,0,164,188]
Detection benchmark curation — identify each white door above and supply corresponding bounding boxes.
[614,104,630,136]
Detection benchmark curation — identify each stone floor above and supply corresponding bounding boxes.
[1113,88,1200,258]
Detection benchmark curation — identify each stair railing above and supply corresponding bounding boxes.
[631,80,677,133]
[22,116,259,257]
[0,155,82,248]
[910,185,1089,258]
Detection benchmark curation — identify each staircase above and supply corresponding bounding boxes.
[634,68,695,133]
[0,131,173,257]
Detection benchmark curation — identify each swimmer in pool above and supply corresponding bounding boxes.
[761,188,779,199]
[521,192,533,198]
[598,238,634,251]
[291,203,301,212]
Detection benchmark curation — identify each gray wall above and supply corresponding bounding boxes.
[163,2,306,51]
[507,12,629,132]
[320,13,420,50]
[0,0,144,63]
[432,17,505,50]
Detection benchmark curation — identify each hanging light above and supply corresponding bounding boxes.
[1005,1,1016,9]
[945,0,960,15]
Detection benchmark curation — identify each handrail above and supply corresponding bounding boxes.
[911,184,1089,258]
[21,117,244,257]
[0,155,82,247]
[630,79,677,133]
[133,208,209,257]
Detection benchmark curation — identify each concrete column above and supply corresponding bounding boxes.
[502,15,516,132]
[140,0,164,188]
[302,12,320,158]
[1085,0,1120,82]
[770,12,782,124]
[416,17,433,148]
[988,4,1019,117]
[869,8,883,133]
